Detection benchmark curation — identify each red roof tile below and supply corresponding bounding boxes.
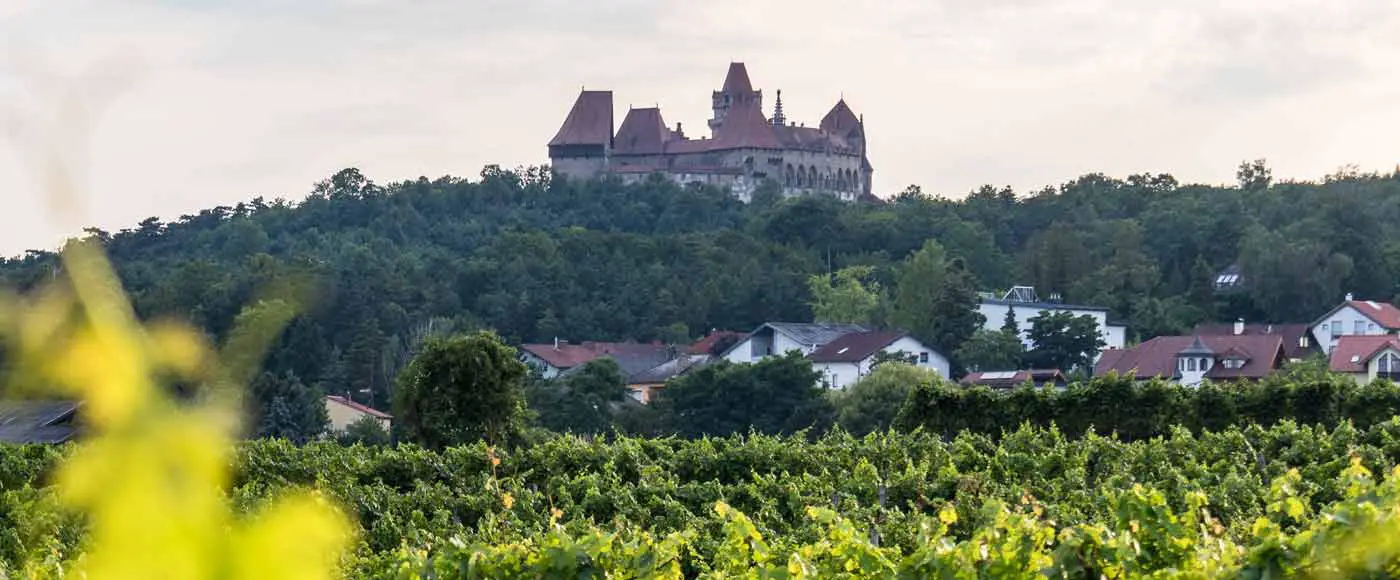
[613,107,671,155]
[1192,323,1318,359]
[721,62,754,94]
[520,341,671,371]
[808,331,906,363]
[325,395,391,419]
[687,331,746,355]
[549,90,613,147]
[820,99,860,135]
[1328,335,1400,373]
[961,369,1067,389]
[710,100,782,150]
[1094,335,1285,381]
[1349,300,1400,329]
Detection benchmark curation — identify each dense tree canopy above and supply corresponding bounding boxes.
[3,162,1399,419]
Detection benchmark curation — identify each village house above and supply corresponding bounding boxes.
[1309,294,1400,354]
[1192,321,1319,362]
[1327,335,1400,384]
[625,330,744,403]
[977,286,1127,351]
[324,395,392,434]
[807,330,950,389]
[1094,334,1286,387]
[721,322,872,364]
[518,339,672,379]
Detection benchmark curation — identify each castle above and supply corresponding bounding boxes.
[547,63,872,201]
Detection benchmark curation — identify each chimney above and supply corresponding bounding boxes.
[553,336,559,350]
[1234,319,1244,336]
[1347,292,1355,301]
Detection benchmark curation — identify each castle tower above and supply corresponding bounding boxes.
[709,62,762,138]
[771,89,786,126]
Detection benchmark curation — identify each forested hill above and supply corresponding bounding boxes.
[4,162,1399,405]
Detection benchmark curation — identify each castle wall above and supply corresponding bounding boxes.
[551,156,608,180]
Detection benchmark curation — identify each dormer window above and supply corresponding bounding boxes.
[1221,358,1246,370]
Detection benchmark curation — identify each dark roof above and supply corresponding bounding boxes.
[1094,335,1285,381]
[808,331,907,363]
[764,322,870,347]
[1193,322,1317,359]
[548,90,614,147]
[613,107,671,155]
[770,125,859,155]
[710,100,783,150]
[721,62,754,94]
[520,341,671,373]
[629,354,714,385]
[820,99,860,135]
[1179,336,1214,355]
[325,395,391,420]
[0,400,81,444]
[960,369,1067,389]
[1328,335,1400,373]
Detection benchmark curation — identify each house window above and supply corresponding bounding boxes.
[1380,352,1400,376]
[1331,320,1343,336]
[1370,323,1378,332]
[1200,358,1209,371]
[919,352,929,364]
[1187,358,1197,371]
[1300,336,1310,348]
[1356,321,1367,334]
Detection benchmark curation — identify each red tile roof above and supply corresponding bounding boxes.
[721,62,754,94]
[820,99,860,135]
[710,100,782,150]
[1328,335,1400,373]
[519,341,670,371]
[325,395,391,419]
[687,331,746,355]
[1349,300,1400,330]
[1192,323,1318,359]
[1094,335,1285,381]
[548,90,613,147]
[808,331,906,363]
[613,107,671,155]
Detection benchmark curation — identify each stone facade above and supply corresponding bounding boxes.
[547,63,873,201]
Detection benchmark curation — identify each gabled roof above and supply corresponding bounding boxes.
[628,354,714,385]
[1328,335,1400,373]
[613,107,671,155]
[808,331,908,363]
[520,341,673,378]
[764,322,870,348]
[0,399,81,443]
[1094,335,1285,381]
[548,90,614,147]
[820,99,860,135]
[1312,299,1400,331]
[687,331,746,355]
[1193,323,1316,359]
[710,100,782,150]
[721,62,754,94]
[325,395,391,420]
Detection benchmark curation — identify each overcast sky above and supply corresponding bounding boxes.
[2,0,1399,256]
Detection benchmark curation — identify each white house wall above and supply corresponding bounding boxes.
[817,337,951,390]
[1313,306,1388,353]
[977,302,1122,350]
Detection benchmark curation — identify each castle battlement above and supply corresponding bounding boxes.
[546,63,872,202]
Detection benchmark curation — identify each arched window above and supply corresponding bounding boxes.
[1187,358,1197,371]
[1380,352,1400,376]
[797,165,807,187]
[808,166,817,189]
[785,164,795,187]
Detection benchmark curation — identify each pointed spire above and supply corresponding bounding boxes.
[772,89,786,126]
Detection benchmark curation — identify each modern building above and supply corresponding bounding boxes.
[1310,294,1400,354]
[977,286,1127,350]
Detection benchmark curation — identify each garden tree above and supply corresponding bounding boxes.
[1025,311,1105,372]
[656,351,825,437]
[832,362,939,436]
[891,241,984,355]
[393,331,528,448]
[807,265,883,325]
[248,371,329,444]
[337,415,391,446]
[1002,305,1018,334]
[528,357,632,434]
[954,329,1026,373]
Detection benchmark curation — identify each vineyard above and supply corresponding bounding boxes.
[7,419,1400,577]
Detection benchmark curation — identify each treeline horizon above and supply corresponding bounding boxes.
[4,161,1400,410]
